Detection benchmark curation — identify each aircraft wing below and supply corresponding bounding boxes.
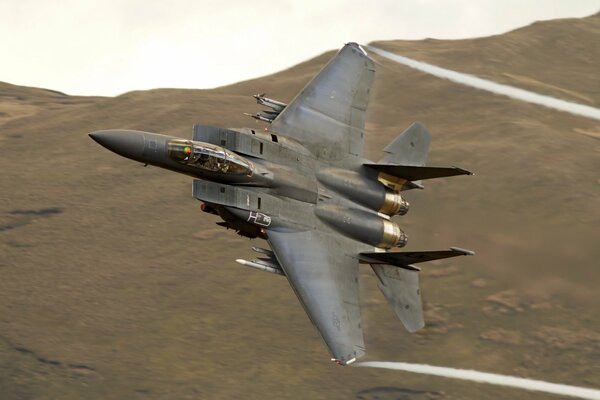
[266,229,364,365]
[269,43,375,161]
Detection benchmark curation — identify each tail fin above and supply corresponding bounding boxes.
[368,122,471,191]
[364,248,474,333]
[371,265,424,332]
[380,122,431,166]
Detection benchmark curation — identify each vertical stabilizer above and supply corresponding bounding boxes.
[371,264,424,332]
[380,122,431,166]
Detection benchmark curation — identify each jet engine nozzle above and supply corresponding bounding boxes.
[381,220,408,248]
[380,191,409,216]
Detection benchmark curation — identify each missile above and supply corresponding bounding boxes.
[253,93,287,112]
[246,94,287,123]
[251,246,275,258]
[244,111,278,123]
[235,259,285,276]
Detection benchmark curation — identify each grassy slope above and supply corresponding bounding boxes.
[0,13,598,400]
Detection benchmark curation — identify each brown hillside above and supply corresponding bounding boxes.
[0,13,598,400]
[372,12,600,105]
[0,81,102,126]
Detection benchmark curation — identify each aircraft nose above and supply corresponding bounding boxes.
[89,129,145,161]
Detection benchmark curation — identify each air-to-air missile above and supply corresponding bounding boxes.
[244,94,288,122]
[253,93,287,112]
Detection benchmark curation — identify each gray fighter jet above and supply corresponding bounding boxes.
[90,43,473,366]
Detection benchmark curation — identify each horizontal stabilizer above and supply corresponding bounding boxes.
[371,265,424,332]
[360,247,474,269]
[364,163,473,182]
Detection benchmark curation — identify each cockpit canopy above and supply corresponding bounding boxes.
[167,139,253,176]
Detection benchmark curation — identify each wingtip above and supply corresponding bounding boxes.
[344,42,368,56]
[452,166,474,176]
[449,247,475,256]
[331,357,357,366]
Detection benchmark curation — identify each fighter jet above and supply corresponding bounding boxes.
[89,43,473,366]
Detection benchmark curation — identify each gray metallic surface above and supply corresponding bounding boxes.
[365,163,473,181]
[317,168,386,212]
[89,130,144,161]
[89,129,272,186]
[380,122,431,166]
[269,43,374,162]
[235,258,284,276]
[371,265,425,333]
[267,229,365,364]
[315,204,406,249]
[89,42,473,366]
[360,247,475,268]
[254,93,287,112]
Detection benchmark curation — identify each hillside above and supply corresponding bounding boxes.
[1,13,599,400]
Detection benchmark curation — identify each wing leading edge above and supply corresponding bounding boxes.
[269,43,375,161]
[266,229,364,365]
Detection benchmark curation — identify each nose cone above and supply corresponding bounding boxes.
[89,129,145,161]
